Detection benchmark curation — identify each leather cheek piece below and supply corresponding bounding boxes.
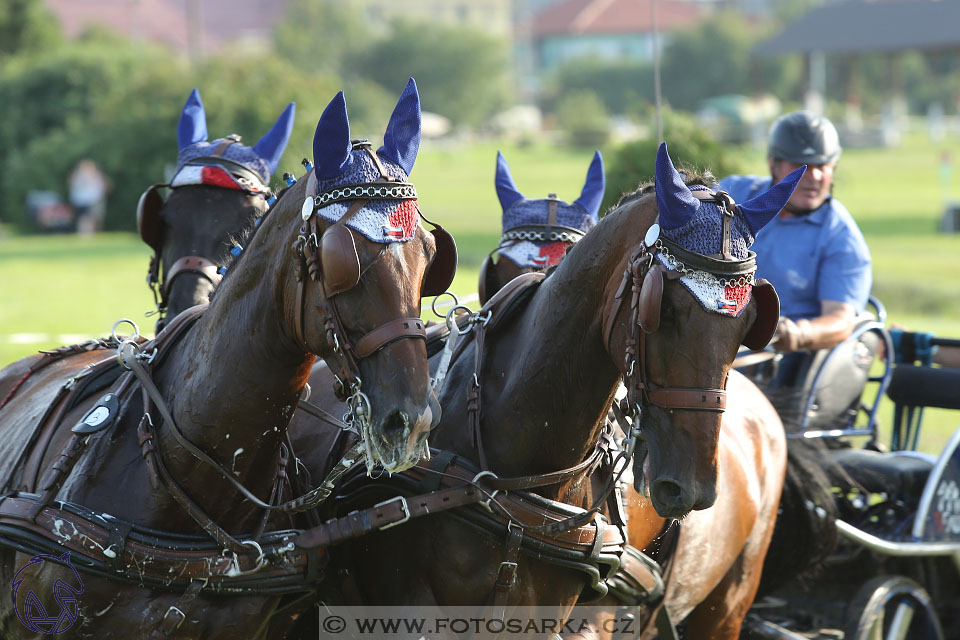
[638,264,664,334]
[321,224,361,296]
[742,278,780,350]
[137,184,166,252]
[478,253,493,305]
[421,226,458,298]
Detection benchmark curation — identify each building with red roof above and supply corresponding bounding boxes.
[46,0,287,58]
[529,0,709,72]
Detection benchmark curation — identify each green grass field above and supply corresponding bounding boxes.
[2,133,958,453]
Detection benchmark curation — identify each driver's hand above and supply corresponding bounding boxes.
[773,316,812,352]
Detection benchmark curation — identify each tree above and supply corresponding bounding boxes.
[555,89,610,148]
[0,0,61,61]
[544,58,654,116]
[272,0,369,77]
[601,108,745,213]
[352,19,509,127]
[660,11,798,111]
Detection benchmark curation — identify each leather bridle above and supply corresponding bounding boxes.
[290,142,452,468]
[603,190,776,418]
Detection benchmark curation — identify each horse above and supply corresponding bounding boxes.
[478,149,605,304]
[281,143,801,639]
[0,78,454,639]
[137,89,296,331]
[474,152,831,638]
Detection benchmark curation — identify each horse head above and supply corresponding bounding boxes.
[479,149,604,303]
[293,79,455,472]
[137,88,295,329]
[603,142,802,519]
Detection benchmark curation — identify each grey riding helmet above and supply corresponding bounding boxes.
[768,111,842,165]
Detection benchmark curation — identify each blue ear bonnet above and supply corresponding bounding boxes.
[175,89,295,185]
[496,150,604,235]
[315,149,410,220]
[176,140,273,184]
[654,142,804,260]
[502,200,596,235]
[659,185,757,260]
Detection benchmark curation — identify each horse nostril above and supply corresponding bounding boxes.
[652,479,684,508]
[381,410,409,436]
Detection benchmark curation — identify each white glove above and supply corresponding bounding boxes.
[773,316,812,352]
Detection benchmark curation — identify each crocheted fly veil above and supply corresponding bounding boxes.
[494,150,605,268]
[653,142,805,317]
[174,89,295,194]
[308,78,423,244]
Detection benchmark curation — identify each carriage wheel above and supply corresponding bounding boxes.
[844,575,944,640]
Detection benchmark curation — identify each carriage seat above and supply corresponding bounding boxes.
[826,448,934,502]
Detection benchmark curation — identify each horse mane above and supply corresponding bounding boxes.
[209,181,298,299]
[608,167,718,213]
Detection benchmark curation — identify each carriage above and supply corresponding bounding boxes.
[738,312,960,640]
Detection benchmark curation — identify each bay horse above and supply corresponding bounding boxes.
[137,88,296,331]
[0,78,454,639]
[472,151,827,638]
[284,143,802,638]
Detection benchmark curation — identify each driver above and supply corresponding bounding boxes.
[720,111,872,383]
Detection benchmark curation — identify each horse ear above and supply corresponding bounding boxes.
[254,102,296,177]
[495,151,524,211]
[654,142,700,230]
[313,91,353,181]
[378,77,421,176]
[177,89,208,150]
[737,166,807,235]
[574,150,605,221]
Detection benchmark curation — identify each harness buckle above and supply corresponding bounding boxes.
[161,605,186,630]
[374,495,410,530]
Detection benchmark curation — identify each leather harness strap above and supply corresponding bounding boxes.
[163,256,223,294]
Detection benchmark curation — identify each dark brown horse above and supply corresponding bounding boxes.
[0,80,450,638]
[281,143,802,638]
[137,89,296,331]
[474,161,791,639]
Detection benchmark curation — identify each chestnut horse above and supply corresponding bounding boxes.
[0,79,450,639]
[137,89,296,331]
[282,144,801,638]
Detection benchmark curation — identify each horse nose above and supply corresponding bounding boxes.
[651,478,692,517]
[381,409,410,437]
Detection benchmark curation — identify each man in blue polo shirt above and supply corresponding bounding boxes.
[721,111,872,364]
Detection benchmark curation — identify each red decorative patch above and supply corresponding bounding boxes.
[537,241,569,267]
[723,283,753,315]
[201,166,244,190]
[386,199,418,238]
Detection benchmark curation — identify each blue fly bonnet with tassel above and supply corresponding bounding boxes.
[653,142,804,316]
[495,150,604,268]
[174,89,295,193]
[307,78,422,244]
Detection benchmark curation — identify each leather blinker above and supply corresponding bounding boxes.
[638,264,664,334]
[137,184,167,252]
[320,224,361,296]
[422,225,458,298]
[742,278,780,350]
